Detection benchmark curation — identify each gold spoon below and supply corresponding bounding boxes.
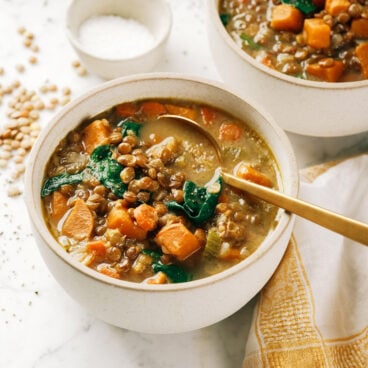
[159,114,368,246]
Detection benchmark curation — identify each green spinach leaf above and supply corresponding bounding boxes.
[41,145,127,198]
[118,120,142,137]
[41,172,84,197]
[240,33,261,50]
[143,250,190,283]
[88,145,126,198]
[220,13,231,26]
[281,0,316,14]
[166,177,222,225]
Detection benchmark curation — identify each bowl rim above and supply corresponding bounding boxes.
[25,72,298,293]
[65,0,172,63]
[207,0,368,90]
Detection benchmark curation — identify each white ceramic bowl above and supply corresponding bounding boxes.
[66,0,172,79]
[206,0,368,137]
[25,73,298,334]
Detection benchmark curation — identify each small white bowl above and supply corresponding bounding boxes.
[206,0,368,137]
[25,73,298,334]
[66,0,172,79]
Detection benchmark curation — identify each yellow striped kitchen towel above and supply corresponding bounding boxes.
[243,154,368,368]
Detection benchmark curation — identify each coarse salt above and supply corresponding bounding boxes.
[78,15,155,59]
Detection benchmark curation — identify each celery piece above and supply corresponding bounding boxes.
[204,229,221,258]
[240,33,261,50]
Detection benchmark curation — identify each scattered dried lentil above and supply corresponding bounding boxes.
[60,96,71,106]
[48,84,57,92]
[0,27,74,197]
[71,60,81,68]
[28,55,37,65]
[23,39,32,48]
[7,185,22,197]
[49,97,59,105]
[76,65,87,76]
[17,26,26,35]
[15,64,25,73]
[11,80,20,89]
[61,87,71,95]
[24,31,34,40]
[39,85,48,94]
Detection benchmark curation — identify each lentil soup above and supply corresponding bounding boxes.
[41,99,279,284]
[219,0,368,82]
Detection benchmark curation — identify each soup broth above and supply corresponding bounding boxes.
[41,99,279,283]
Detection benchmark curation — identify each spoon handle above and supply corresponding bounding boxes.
[222,172,368,246]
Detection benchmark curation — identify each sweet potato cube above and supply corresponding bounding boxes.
[303,18,331,49]
[147,272,168,285]
[133,204,158,231]
[155,223,202,261]
[325,0,350,15]
[98,265,120,279]
[236,163,273,187]
[82,119,111,154]
[306,60,344,82]
[86,240,107,257]
[50,190,68,223]
[351,19,368,38]
[107,202,147,240]
[165,104,197,120]
[356,42,368,79]
[115,102,137,117]
[140,101,167,118]
[61,198,94,240]
[218,122,242,141]
[200,106,216,125]
[271,4,304,33]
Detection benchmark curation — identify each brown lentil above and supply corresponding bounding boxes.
[106,246,122,262]
[115,258,131,273]
[71,59,81,68]
[7,185,22,197]
[15,64,25,73]
[28,56,37,65]
[76,66,87,76]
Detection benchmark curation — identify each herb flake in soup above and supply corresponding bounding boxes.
[41,99,280,284]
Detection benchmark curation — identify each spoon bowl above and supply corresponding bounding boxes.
[160,114,368,246]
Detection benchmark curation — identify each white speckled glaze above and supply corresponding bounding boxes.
[66,0,172,79]
[206,0,368,137]
[25,74,298,334]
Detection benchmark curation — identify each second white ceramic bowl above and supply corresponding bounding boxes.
[25,73,298,334]
[206,0,368,137]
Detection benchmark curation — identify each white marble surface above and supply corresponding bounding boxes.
[0,1,367,367]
